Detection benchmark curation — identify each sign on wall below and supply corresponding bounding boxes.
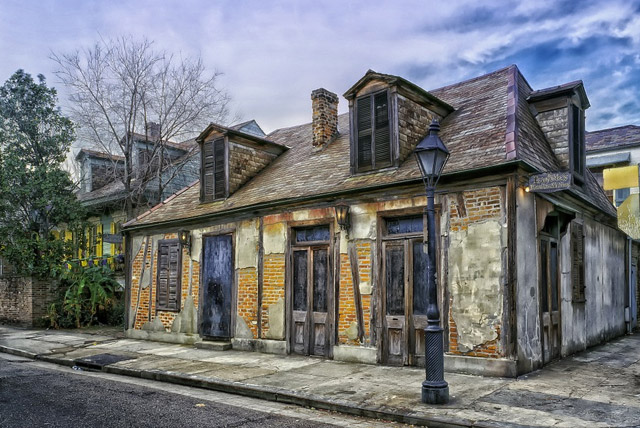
[527,172,572,193]
[603,165,639,190]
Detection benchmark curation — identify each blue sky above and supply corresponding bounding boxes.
[1,0,639,133]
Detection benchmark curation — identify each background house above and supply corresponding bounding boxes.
[121,65,635,377]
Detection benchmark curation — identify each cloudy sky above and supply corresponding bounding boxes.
[1,0,639,134]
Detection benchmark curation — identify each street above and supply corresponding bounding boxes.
[0,354,399,428]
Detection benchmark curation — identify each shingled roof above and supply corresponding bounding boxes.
[586,125,640,153]
[124,65,615,229]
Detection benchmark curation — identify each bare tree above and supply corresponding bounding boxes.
[52,36,231,219]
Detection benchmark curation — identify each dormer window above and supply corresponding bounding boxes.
[355,90,391,171]
[344,70,453,176]
[201,137,227,202]
[570,103,586,184]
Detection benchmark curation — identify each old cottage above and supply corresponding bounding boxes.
[122,65,634,377]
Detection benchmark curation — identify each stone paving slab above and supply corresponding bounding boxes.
[1,324,639,427]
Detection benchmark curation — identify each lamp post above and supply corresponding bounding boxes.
[414,119,450,405]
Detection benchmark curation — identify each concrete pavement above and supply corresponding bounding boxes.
[1,325,639,427]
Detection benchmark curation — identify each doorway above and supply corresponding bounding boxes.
[200,233,234,339]
[289,225,333,357]
[381,215,432,366]
[539,213,562,364]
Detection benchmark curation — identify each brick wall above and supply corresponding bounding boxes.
[337,240,373,345]
[261,253,285,338]
[536,107,569,168]
[0,277,57,326]
[238,267,258,338]
[338,253,357,344]
[447,187,503,358]
[397,95,439,163]
[130,232,199,331]
[228,142,277,194]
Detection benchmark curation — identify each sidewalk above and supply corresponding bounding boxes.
[1,325,639,427]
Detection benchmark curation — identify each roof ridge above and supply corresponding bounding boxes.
[122,180,200,228]
[587,124,640,134]
[429,64,515,93]
[267,112,349,137]
[505,65,518,161]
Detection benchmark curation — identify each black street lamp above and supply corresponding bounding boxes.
[414,119,449,405]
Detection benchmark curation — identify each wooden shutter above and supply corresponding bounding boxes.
[357,96,372,169]
[374,91,391,166]
[202,138,226,201]
[202,140,215,201]
[156,240,182,311]
[571,221,585,302]
[96,224,103,257]
[214,139,226,199]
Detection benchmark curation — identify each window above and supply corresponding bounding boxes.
[156,239,182,311]
[570,221,585,302]
[570,104,585,183]
[385,215,424,235]
[202,138,226,201]
[295,225,331,243]
[355,90,391,171]
[614,188,630,207]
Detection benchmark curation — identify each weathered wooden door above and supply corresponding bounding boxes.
[200,234,234,339]
[291,246,331,356]
[382,236,430,366]
[540,236,561,363]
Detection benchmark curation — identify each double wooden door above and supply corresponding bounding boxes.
[382,238,430,366]
[540,236,561,363]
[291,246,332,357]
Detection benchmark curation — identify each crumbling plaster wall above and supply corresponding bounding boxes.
[515,189,542,374]
[561,217,626,355]
[447,187,505,358]
[583,217,627,346]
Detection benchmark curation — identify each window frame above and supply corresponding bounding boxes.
[568,103,586,185]
[156,238,183,312]
[353,89,393,173]
[200,136,228,203]
[570,221,586,303]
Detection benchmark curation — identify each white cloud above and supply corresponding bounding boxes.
[0,0,638,133]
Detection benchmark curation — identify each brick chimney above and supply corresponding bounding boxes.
[145,122,161,140]
[311,88,339,148]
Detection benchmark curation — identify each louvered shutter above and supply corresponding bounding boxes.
[214,139,226,199]
[571,222,585,302]
[374,92,390,166]
[157,240,182,310]
[357,96,372,169]
[203,140,215,201]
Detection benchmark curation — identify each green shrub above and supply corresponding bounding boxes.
[46,265,120,328]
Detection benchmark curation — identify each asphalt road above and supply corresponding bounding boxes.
[0,354,397,428]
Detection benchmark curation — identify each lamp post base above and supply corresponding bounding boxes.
[421,381,449,404]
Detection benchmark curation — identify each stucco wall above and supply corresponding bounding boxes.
[561,218,626,354]
[447,187,505,358]
[515,189,543,374]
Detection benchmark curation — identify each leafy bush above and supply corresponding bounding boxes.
[46,265,121,328]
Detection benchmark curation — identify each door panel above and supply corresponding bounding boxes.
[540,238,561,364]
[384,243,406,365]
[311,249,329,356]
[411,239,429,366]
[200,234,233,339]
[292,250,309,355]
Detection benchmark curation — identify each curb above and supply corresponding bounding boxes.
[102,365,479,428]
[0,345,37,359]
[1,346,485,428]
